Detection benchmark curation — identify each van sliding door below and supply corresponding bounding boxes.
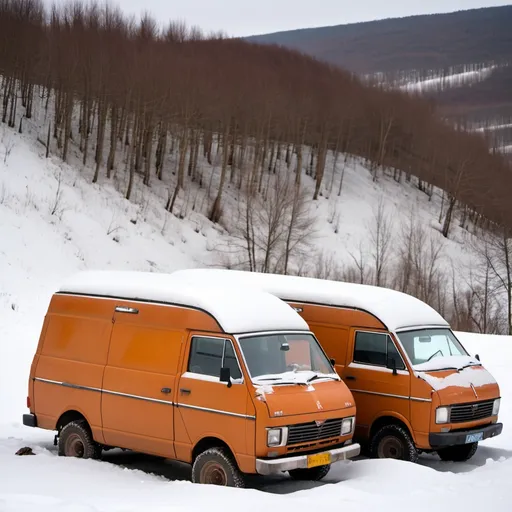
[101,304,181,458]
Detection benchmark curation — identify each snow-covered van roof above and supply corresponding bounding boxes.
[57,270,310,334]
[169,269,450,332]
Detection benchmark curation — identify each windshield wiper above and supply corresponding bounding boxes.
[307,374,339,383]
[254,377,304,386]
[416,362,481,373]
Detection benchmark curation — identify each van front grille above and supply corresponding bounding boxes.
[450,400,494,423]
[287,418,342,446]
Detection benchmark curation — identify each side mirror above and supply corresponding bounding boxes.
[220,367,232,388]
[330,358,336,367]
[475,354,480,362]
[387,358,398,376]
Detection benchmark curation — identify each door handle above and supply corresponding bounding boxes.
[345,375,356,381]
[161,387,171,394]
[180,388,191,395]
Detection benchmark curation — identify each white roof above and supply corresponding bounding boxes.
[57,270,310,334]
[169,269,450,332]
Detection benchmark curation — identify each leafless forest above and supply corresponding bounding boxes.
[1,0,512,335]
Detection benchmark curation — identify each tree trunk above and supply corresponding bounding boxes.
[209,124,230,223]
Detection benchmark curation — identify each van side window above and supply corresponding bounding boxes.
[188,337,242,380]
[354,332,406,370]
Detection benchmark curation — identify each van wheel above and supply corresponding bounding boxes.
[370,424,418,463]
[191,447,245,487]
[437,442,478,462]
[289,464,330,481]
[58,420,101,460]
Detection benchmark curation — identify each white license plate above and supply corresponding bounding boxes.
[465,432,483,443]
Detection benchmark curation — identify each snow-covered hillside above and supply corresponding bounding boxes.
[0,97,482,314]
[1,119,512,509]
[363,62,505,94]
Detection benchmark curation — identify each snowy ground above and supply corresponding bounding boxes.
[1,104,511,509]
[0,329,510,511]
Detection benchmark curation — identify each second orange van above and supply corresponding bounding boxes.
[170,269,503,464]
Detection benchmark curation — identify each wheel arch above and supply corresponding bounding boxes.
[192,436,237,464]
[370,412,416,444]
[56,409,89,433]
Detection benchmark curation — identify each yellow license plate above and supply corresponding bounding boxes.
[307,452,331,468]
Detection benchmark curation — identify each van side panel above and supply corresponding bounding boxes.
[101,302,185,458]
[294,304,385,370]
[290,303,385,332]
[33,295,113,442]
[308,324,350,370]
[28,315,50,415]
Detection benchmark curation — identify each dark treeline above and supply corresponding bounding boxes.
[1,0,512,236]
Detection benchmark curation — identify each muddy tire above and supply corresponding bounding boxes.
[289,464,330,481]
[370,424,418,463]
[437,442,478,462]
[58,420,102,460]
[191,447,245,487]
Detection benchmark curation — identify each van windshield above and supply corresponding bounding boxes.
[396,328,477,371]
[237,333,338,385]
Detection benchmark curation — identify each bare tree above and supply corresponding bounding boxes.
[367,196,394,287]
[219,172,316,274]
[470,227,512,335]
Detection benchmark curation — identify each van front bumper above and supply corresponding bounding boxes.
[255,443,361,475]
[429,422,502,448]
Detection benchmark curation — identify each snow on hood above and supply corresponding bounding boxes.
[417,362,497,392]
[252,372,347,417]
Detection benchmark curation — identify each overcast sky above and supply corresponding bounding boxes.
[47,0,511,37]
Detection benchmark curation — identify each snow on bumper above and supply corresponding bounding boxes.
[255,443,361,475]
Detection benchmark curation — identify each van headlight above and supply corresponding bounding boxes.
[267,427,288,447]
[493,398,501,416]
[436,406,450,424]
[341,417,355,435]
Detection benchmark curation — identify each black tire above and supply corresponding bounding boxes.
[58,420,102,460]
[191,447,245,487]
[289,464,330,481]
[437,442,478,462]
[370,424,418,463]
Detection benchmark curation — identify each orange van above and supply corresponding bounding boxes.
[169,269,503,463]
[23,270,360,486]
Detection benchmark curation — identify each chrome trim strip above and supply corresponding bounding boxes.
[34,378,173,406]
[62,381,102,393]
[35,377,64,387]
[410,397,432,403]
[177,402,256,420]
[351,388,432,402]
[352,389,409,400]
[102,389,173,406]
